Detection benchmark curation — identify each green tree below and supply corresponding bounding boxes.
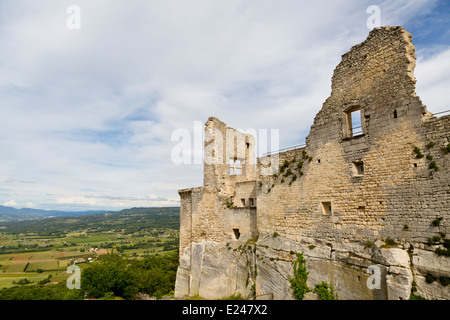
[81,254,138,299]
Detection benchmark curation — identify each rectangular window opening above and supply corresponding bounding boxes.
[233,228,240,240]
[321,202,332,215]
[345,106,364,138]
[229,158,242,176]
[353,161,364,175]
[351,109,363,136]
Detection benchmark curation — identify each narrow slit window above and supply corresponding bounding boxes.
[351,109,363,136]
[241,198,246,206]
[233,228,240,240]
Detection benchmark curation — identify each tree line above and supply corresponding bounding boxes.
[0,251,179,300]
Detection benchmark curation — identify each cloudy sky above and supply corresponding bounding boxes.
[0,0,449,211]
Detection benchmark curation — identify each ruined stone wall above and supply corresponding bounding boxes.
[233,181,257,207]
[178,118,259,258]
[178,188,194,259]
[256,27,449,247]
[176,26,450,300]
[204,116,256,193]
[223,207,258,241]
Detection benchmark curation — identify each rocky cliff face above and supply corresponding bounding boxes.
[175,234,450,300]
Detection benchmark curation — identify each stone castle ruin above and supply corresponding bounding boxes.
[175,26,450,300]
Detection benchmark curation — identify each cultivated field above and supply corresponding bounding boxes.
[0,207,179,290]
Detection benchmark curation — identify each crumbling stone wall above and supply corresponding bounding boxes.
[176,26,449,300]
[257,26,449,247]
[178,117,259,258]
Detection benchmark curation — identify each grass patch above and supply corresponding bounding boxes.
[5,263,28,273]
[381,238,398,248]
[26,261,59,272]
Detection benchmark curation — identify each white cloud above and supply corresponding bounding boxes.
[3,200,18,207]
[24,202,37,208]
[415,47,450,114]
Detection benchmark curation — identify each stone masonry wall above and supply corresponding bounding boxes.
[257,27,449,247]
[176,27,450,300]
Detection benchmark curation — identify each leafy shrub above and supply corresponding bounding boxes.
[284,168,293,177]
[428,161,439,171]
[12,278,30,286]
[431,235,441,243]
[425,274,436,284]
[364,241,374,248]
[409,293,427,300]
[314,281,338,300]
[439,276,450,286]
[382,238,398,248]
[279,160,289,173]
[38,275,52,285]
[289,252,310,300]
[440,143,450,154]
[426,141,435,149]
[432,217,443,227]
[413,146,424,158]
[435,248,449,256]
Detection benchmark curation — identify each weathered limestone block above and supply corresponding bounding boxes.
[411,248,450,300]
[414,275,450,300]
[412,248,450,278]
[175,240,252,299]
[256,234,388,300]
[372,241,410,268]
[386,266,413,300]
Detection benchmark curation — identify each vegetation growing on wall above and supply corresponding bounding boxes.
[412,144,440,174]
[409,281,426,300]
[270,150,312,189]
[413,146,424,158]
[314,281,338,300]
[289,251,310,300]
[440,143,450,154]
[289,251,338,300]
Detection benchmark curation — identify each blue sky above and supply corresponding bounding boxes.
[0,0,449,211]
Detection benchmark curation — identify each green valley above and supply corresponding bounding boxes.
[0,207,180,299]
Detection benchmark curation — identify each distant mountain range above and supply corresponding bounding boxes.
[0,205,110,223]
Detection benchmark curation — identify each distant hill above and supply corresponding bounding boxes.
[0,207,180,234]
[0,205,111,223]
